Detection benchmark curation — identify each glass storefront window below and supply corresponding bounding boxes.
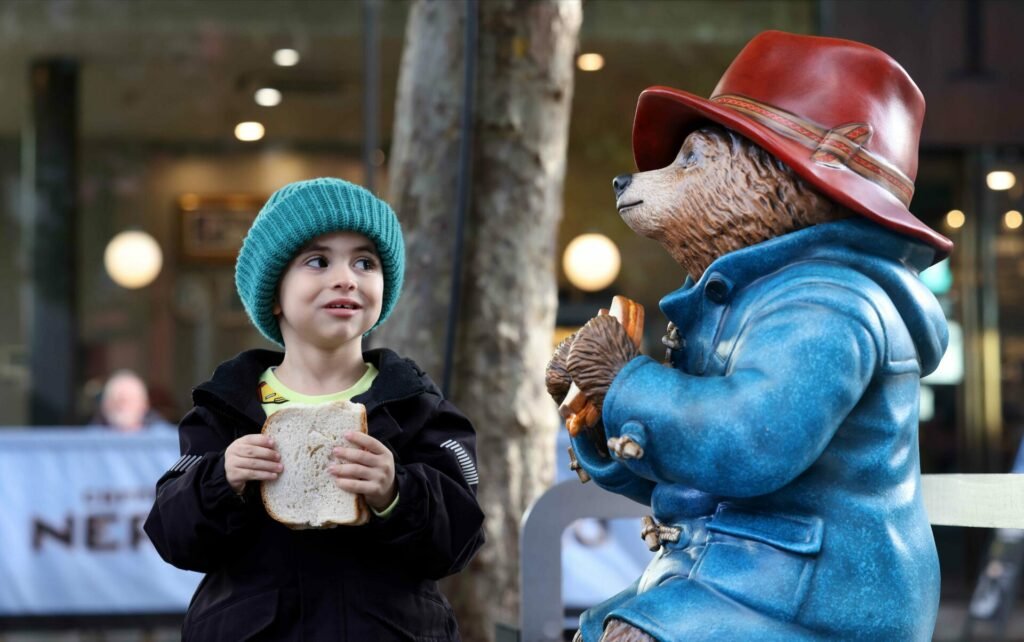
[0,1,411,424]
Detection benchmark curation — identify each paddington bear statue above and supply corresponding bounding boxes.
[547,31,953,641]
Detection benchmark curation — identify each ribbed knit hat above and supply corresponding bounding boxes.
[235,177,405,347]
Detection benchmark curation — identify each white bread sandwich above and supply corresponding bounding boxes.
[260,400,370,528]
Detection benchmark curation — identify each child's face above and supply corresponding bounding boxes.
[274,231,384,350]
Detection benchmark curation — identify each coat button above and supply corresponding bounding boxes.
[704,275,730,303]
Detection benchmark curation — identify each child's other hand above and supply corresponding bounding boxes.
[329,431,397,511]
[225,434,282,495]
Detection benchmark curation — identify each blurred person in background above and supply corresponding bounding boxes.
[90,369,171,432]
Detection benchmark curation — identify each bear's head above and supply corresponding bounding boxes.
[616,32,952,281]
[614,125,850,280]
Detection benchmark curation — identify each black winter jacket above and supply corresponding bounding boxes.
[144,348,486,641]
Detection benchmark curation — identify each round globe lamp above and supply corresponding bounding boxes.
[563,233,621,292]
[104,231,163,289]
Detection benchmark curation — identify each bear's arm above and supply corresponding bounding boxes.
[601,288,881,498]
[569,424,656,505]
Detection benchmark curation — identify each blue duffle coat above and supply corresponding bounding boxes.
[573,219,947,641]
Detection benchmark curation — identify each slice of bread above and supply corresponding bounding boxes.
[260,400,370,529]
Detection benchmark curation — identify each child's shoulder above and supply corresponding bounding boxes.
[364,348,440,398]
[194,349,283,402]
[366,347,424,374]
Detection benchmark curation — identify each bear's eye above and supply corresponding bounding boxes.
[678,149,698,168]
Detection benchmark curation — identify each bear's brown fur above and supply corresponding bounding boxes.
[617,125,850,280]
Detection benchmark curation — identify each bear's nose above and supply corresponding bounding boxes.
[612,174,633,198]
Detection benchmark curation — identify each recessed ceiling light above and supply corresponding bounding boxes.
[986,171,1016,191]
[255,88,282,107]
[235,121,265,142]
[273,48,300,67]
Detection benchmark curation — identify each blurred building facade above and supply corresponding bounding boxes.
[0,0,1023,619]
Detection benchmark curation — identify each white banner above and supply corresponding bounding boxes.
[0,428,201,615]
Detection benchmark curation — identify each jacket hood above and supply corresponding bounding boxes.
[662,218,949,375]
[800,219,948,375]
[819,221,946,374]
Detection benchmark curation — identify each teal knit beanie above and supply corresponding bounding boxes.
[235,177,405,347]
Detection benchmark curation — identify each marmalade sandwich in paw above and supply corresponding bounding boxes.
[560,295,644,438]
[261,400,370,528]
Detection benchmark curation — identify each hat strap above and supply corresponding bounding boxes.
[712,94,914,207]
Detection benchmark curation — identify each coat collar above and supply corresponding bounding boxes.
[193,347,434,428]
[659,218,935,323]
[354,348,436,410]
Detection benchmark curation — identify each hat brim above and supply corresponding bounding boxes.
[632,86,952,262]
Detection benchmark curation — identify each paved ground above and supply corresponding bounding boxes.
[4,601,1024,641]
[935,602,1024,641]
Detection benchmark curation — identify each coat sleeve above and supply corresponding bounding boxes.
[144,405,258,572]
[366,396,486,580]
[602,282,883,498]
[569,425,655,506]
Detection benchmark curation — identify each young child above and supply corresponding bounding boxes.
[144,177,485,641]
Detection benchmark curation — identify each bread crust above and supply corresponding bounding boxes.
[260,401,370,529]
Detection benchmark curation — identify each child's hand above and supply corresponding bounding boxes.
[329,431,397,511]
[225,434,282,495]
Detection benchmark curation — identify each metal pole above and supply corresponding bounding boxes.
[362,0,380,194]
[441,0,478,397]
[26,59,79,425]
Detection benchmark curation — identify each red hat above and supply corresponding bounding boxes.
[632,30,952,260]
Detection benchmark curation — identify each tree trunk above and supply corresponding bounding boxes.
[378,0,582,638]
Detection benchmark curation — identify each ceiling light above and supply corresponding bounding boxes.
[235,121,265,142]
[104,231,163,289]
[986,171,1016,191]
[255,88,282,107]
[273,48,300,67]
[576,53,605,72]
[563,233,620,291]
[945,209,966,229]
[1006,210,1023,230]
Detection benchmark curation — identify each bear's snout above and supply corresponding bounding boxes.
[612,174,633,198]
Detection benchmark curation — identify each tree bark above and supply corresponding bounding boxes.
[378,0,582,638]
